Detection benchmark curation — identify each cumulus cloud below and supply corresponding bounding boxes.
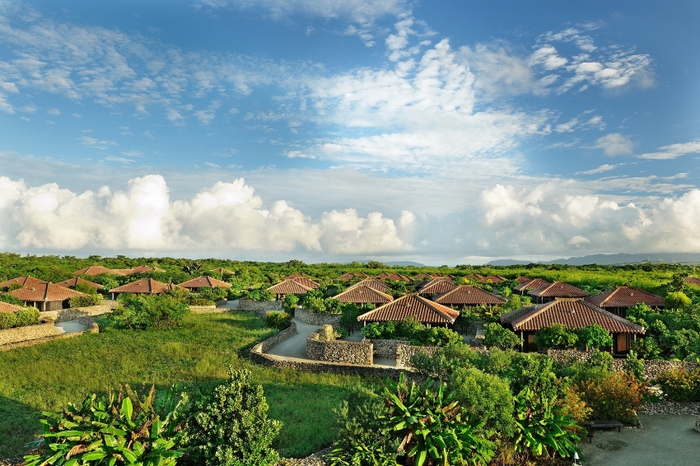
[638,140,700,160]
[594,133,633,156]
[0,175,412,255]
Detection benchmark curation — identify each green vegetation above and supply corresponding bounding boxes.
[108,294,190,330]
[0,307,40,330]
[360,318,462,346]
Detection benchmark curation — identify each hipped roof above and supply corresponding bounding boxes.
[333,284,394,305]
[514,278,551,292]
[178,276,231,289]
[267,279,312,295]
[0,276,48,288]
[417,278,457,295]
[375,272,411,282]
[586,286,665,309]
[74,266,126,276]
[349,278,391,293]
[434,285,507,306]
[9,282,88,302]
[477,275,507,284]
[110,278,178,294]
[528,281,589,298]
[357,294,459,325]
[0,302,24,313]
[56,277,104,291]
[500,298,645,334]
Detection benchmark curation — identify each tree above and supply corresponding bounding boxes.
[450,367,514,437]
[577,324,613,351]
[483,323,521,350]
[666,291,692,309]
[533,323,578,350]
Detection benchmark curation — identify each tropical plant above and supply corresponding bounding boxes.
[69,294,103,307]
[655,368,700,402]
[482,323,520,350]
[574,372,646,425]
[181,367,281,466]
[24,385,185,466]
[109,294,189,330]
[0,312,17,329]
[577,324,613,351]
[533,323,579,350]
[282,293,299,313]
[666,291,692,309]
[265,311,292,330]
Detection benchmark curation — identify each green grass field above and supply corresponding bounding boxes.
[0,312,365,459]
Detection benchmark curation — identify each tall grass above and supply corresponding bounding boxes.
[0,312,364,459]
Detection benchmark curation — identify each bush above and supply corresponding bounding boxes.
[0,293,25,306]
[574,372,646,425]
[424,326,463,346]
[666,291,692,309]
[578,324,613,350]
[181,368,281,466]
[533,323,578,350]
[265,311,292,330]
[410,343,478,380]
[14,307,40,327]
[69,294,103,307]
[109,294,189,330]
[656,368,700,402]
[24,385,185,466]
[0,312,17,329]
[482,323,520,350]
[282,293,299,313]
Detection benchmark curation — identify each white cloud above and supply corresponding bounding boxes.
[555,118,578,133]
[594,133,633,156]
[76,136,117,150]
[576,163,618,175]
[47,108,60,115]
[639,140,700,160]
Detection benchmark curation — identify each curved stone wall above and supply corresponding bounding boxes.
[294,307,341,326]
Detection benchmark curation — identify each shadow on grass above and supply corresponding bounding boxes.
[0,394,41,460]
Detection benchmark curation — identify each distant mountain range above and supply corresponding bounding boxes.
[384,261,426,267]
[486,253,700,266]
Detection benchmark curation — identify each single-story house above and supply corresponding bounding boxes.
[267,279,313,300]
[433,285,507,309]
[375,273,411,282]
[333,284,394,306]
[500,298,645,354]
[513,278,551,296]
[337,272,370,281]
[178,276,231,291]
[0,276,48,289]
[286,276,320,290]
[56,277,104,292]
[9,282,88,311]
[528,281,589,303]
[347,278,392,294]
[109,278,179,300]
[683,276,700,287]
[417,277,457,296]
[0,302,24,313]
[461,274,484,282]
[74,266,126,276]
[477,275,508,284]
[117,265,163,275]
[357,294,459,326]
[586,286,665,318]
[514,276,532,285]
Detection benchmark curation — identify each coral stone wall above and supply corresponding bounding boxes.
[638,402,700,416]
[239,298,283,312]
[42,304,111,323]
[0,321,56,346]
[367,339,411,359]
[189,305,224,314]
[696,415,700,433]
[306,330,373,365]
[257,322,298,353]
[396,344,439,368]
[294,307,341,326]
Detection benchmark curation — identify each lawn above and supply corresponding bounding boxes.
[0,311,366,459]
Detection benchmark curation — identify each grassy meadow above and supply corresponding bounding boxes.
[0,312,365,459]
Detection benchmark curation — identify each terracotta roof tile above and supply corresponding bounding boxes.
[55,277,104,291]
[683,277,700,287]
[74,266,126,276]
[515,276,532,284]
[417,278,457,295]
[291,276,320,289]
[586,286,665,309]
[501,298,645,334]
[375,273,411,282]
[178,276,231,289]
[462,274,484,281]
[528,281,589,298]
[267,279,312,295]
[477,275,507,284]
[433,285,507,306]
[338,272,369,281]
[358,294,459,325]
[0,276,48,288]
[109,278,178,294]
[0,302,24,313]
[514,278,551,292]
[349,278,391,293]
[333,285,394,305]
[9,283,88,302]
[210,267,234,275]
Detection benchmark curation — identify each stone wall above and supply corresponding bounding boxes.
[639,401,700,416]
[42,304,111,323]
[396,344,439,368]
[189,305,225,314]
[546,349,699,380]
[294,307,341,326]
[696,415,700,433]
[239,298,283,312]
[306,327,373,365]
[257,322,298,353]
[367,339,411,359]
[0,322,56,346]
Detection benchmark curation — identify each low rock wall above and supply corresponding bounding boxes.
[239,298,283,312]
[189,305,226,314]
[42,304,111,323]
[0,321,56,346]
[696,415,700,433]
[258,322,298,353]
[294,307,341,326]
[78,316,99,333]
[367,339,411,359]
[546,349,700,380]
[639,401,700,416]
[306,332,373,365]
[396,344,439,368]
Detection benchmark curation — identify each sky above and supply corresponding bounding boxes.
[0,0,699,265]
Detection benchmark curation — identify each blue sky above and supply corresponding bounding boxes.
[0,0,699,265]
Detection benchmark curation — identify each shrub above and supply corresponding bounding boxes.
[181,368,281,466]
[339,302,362,334]
[574,372,646,425]
[69,294,103,307]
[14,307,40,327]
[423,326,462,346]
[303,296,327,314]
[533,323,578,350]
[0,293,25,306]
[506,353,559,401]
[410,343,477,380]
[578,324,613,350]
[265,311,292,330]
[109,294,189,330]
[282,293,299,313]
[482,323,521,350]
[632,337,663,360]
[0,312,17,330]
[655,368,700,402]
[24,385,185,466]
[623,350,645,381]
[666,291,692,309]
[74,282,98,295]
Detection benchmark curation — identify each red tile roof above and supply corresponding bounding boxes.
[178,276,231,289]
[462,274,484,281]
[9,283,88,302]
[210,267,234,275]
[333,285,394,305]
[376,273,411,282]
[514,278,551,292]
[291,276,320,289]
[74,266,125,276]
[515,276,532,284]
[0,302,23,313]
[0,276,48,288]
[586,286,665,309]
[433,285,507,306]
[357,294,459,325]
[417,278,457,295]
[120,265,161,275]
[55,277,104,291]
[349,278,391,293]
[338,272,369,281]
[683,277,700,287]
[501,298,645,334]
[109,278,178,294]
[477,275,508,284]
[528,281,589,298]
[267,279,312,295]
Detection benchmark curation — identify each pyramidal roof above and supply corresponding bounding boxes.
[357,294,459,325]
